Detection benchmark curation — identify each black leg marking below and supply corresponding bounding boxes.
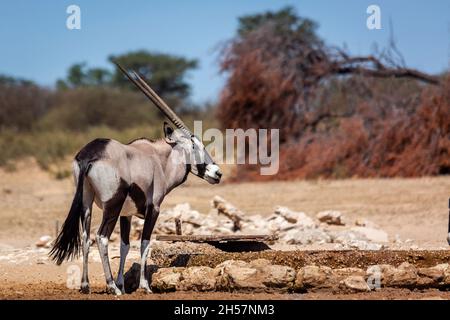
[120,216,131,245]
[129,183,147,216]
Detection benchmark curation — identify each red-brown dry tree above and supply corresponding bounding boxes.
[217,7,448,181]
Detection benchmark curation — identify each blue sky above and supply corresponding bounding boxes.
[0,0,449,103]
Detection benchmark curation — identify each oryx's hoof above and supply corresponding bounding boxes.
[115,281,125,294]
[106,284,122,296]
[138,283,152,294]
[137,287,153,294]
[80,283,90,294]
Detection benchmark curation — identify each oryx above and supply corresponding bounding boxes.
[49,63,222,295]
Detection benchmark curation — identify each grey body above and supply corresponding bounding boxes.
[78,138,187,219]
[51,127,221,295]
[76,138,178,294]
[50,63,222,295]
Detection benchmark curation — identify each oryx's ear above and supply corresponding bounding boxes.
[163,122,176,144]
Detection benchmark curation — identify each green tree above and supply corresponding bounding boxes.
[109,50,197,110]
[237,6,321,44]
[57,63,112,88]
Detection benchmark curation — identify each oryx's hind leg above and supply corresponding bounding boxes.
[139,204,160,293]
[96,182,128,295]
[116,216,131,293]
[80,181,94,294]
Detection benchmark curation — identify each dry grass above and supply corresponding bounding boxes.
[0,160,449,248]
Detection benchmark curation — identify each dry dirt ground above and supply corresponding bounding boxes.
[1,160,449,300]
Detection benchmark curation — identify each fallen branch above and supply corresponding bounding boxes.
[212,196,245,231]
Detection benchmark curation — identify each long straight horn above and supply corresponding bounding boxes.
[114,62,191,135]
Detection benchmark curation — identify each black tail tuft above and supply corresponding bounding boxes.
[49,160,90,265]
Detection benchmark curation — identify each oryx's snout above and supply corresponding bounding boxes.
[205,164,222,184]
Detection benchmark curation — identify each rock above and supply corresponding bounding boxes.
[281,228,331,245]
[394,234,402,243]
[216,260,263,290]
[274,206,315,228]
[316,211,345,226]
[442,264,450,285]
[347,240,385,251]
[266,215,293,233]
[248,258,272,268]
[151,267,183,292]
[35,235,52,248]
[418,264,449,282]
[333,267,366,278]
[366,264,395,288]
[247,260,296,289]
[216,259,295,291]
[294,265,334,291]
[179,266,218,291]
[342,276,371,292]
[351,226,389,243]
[384,262,418,287]
[330,231,384,250]
[354,219,378,228]
[262,265,296,289]
[331,230,368,243]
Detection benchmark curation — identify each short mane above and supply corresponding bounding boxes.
[127,137,156,145]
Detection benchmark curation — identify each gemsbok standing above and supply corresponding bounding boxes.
[49,63,222,295]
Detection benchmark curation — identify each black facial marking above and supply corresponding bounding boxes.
[129,183,147,216]
[75,138,110,162]
[196,163,206,177]
[181,164,191,183]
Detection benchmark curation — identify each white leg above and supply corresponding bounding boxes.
[80,223,91,293]
[97,234,122,295]
[116,239,130,292]
[115,216,131,293]
[80,182,93,294]
[139,239,152,293]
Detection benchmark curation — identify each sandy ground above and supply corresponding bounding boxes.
[0,159,449,299]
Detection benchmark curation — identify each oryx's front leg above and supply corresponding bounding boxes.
[139,205,160,293]
[116,216,131,293]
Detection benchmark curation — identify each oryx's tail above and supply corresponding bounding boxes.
[49,160,90,265]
